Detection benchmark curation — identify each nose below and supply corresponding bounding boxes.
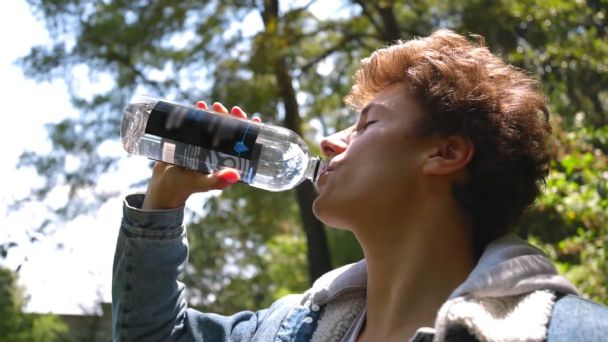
[320,128,350,158]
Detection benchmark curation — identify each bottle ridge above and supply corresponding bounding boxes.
[121,95,326,191]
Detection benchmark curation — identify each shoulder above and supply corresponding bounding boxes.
[547,294,608,342]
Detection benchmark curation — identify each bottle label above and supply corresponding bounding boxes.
[146,101,262,183]
[159,138,262,183]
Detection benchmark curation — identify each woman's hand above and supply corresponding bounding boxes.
[141,101,261,210]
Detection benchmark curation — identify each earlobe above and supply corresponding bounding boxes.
[423,136,474,176]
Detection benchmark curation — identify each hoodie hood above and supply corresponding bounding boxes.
[449,234,579,299]
[305,233,578,306]
[435,234,579,342]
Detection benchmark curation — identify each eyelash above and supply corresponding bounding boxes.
[358,120,377,132]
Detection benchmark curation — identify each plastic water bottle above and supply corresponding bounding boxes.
[121,95,327,192]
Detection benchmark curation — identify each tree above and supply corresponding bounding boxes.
[0,267,67,341]
[15,0,608,312]
[17,0,367,312]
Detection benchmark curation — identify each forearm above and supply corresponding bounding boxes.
[112,194,189,341]
[111,104,267,341]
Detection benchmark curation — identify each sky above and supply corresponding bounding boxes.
[0,0,346,315]
[0,1,211,314]
[0,0,215,312]
[0,1,150,315]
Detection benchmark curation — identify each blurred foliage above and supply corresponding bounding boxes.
[11,0,608,315]
[183,184,306,312]
[523,115,608,304]
[0,267,67,341]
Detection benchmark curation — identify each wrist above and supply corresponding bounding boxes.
[142,163,189,210]
[123,194,185,232]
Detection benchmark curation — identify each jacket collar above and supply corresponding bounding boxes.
[449,234,579,299]
[304,234,578,306]
[305,259,367,306]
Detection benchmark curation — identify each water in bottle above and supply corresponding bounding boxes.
[121,95,327,191]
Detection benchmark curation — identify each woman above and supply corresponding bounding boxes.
[112,29,607,341]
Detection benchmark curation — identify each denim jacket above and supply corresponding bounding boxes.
[112,194,608,341]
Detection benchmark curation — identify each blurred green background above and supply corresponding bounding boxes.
[1,0,606,340]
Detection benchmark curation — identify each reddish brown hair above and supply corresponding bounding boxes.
[346,29,551,257]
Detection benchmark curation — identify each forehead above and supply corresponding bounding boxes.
[359,82,425,123]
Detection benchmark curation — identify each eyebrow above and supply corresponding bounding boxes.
[351,104,372,127]
[360,103,374,119]
[358,103,389,121]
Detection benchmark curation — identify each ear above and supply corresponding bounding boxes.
[423,135,474,176]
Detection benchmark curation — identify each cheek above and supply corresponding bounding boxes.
[351,137,418,191]
[312,134,417,225]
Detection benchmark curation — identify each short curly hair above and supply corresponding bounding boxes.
[345,29,551,257]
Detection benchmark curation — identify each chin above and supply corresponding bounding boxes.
[312,197,326,222]
[312,196,353,230]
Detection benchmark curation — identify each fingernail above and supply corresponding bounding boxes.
[212,102,227,113]
[232,106,249,119]
[220,172,240,184]
[196,101,207,109]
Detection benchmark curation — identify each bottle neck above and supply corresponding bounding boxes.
[305,157,327,183]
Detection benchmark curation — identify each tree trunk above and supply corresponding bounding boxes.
[262,0,333,283]
[376,2,401,42]
[354,0,401,42]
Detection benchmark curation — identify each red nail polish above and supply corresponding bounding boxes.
[221,172,240,184]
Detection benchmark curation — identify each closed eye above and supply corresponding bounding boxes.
[358,120,377,132]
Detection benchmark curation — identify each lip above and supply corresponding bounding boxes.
[316,164,336,189]
[325,160,339,173]
[316,172,328,189]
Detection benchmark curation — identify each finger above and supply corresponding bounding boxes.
[196,101,208,109]
[190,168,240,192]
[209,168,241,190]
[212,102,229,114]
[251,116,262,123]
[230,106,248,120]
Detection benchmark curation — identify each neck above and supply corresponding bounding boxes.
[353,192,475,341]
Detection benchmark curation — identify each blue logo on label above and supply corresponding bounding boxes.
[234,142,250,154]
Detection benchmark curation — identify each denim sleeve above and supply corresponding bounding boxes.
[547,294,608,342]
[112,194,274,342]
